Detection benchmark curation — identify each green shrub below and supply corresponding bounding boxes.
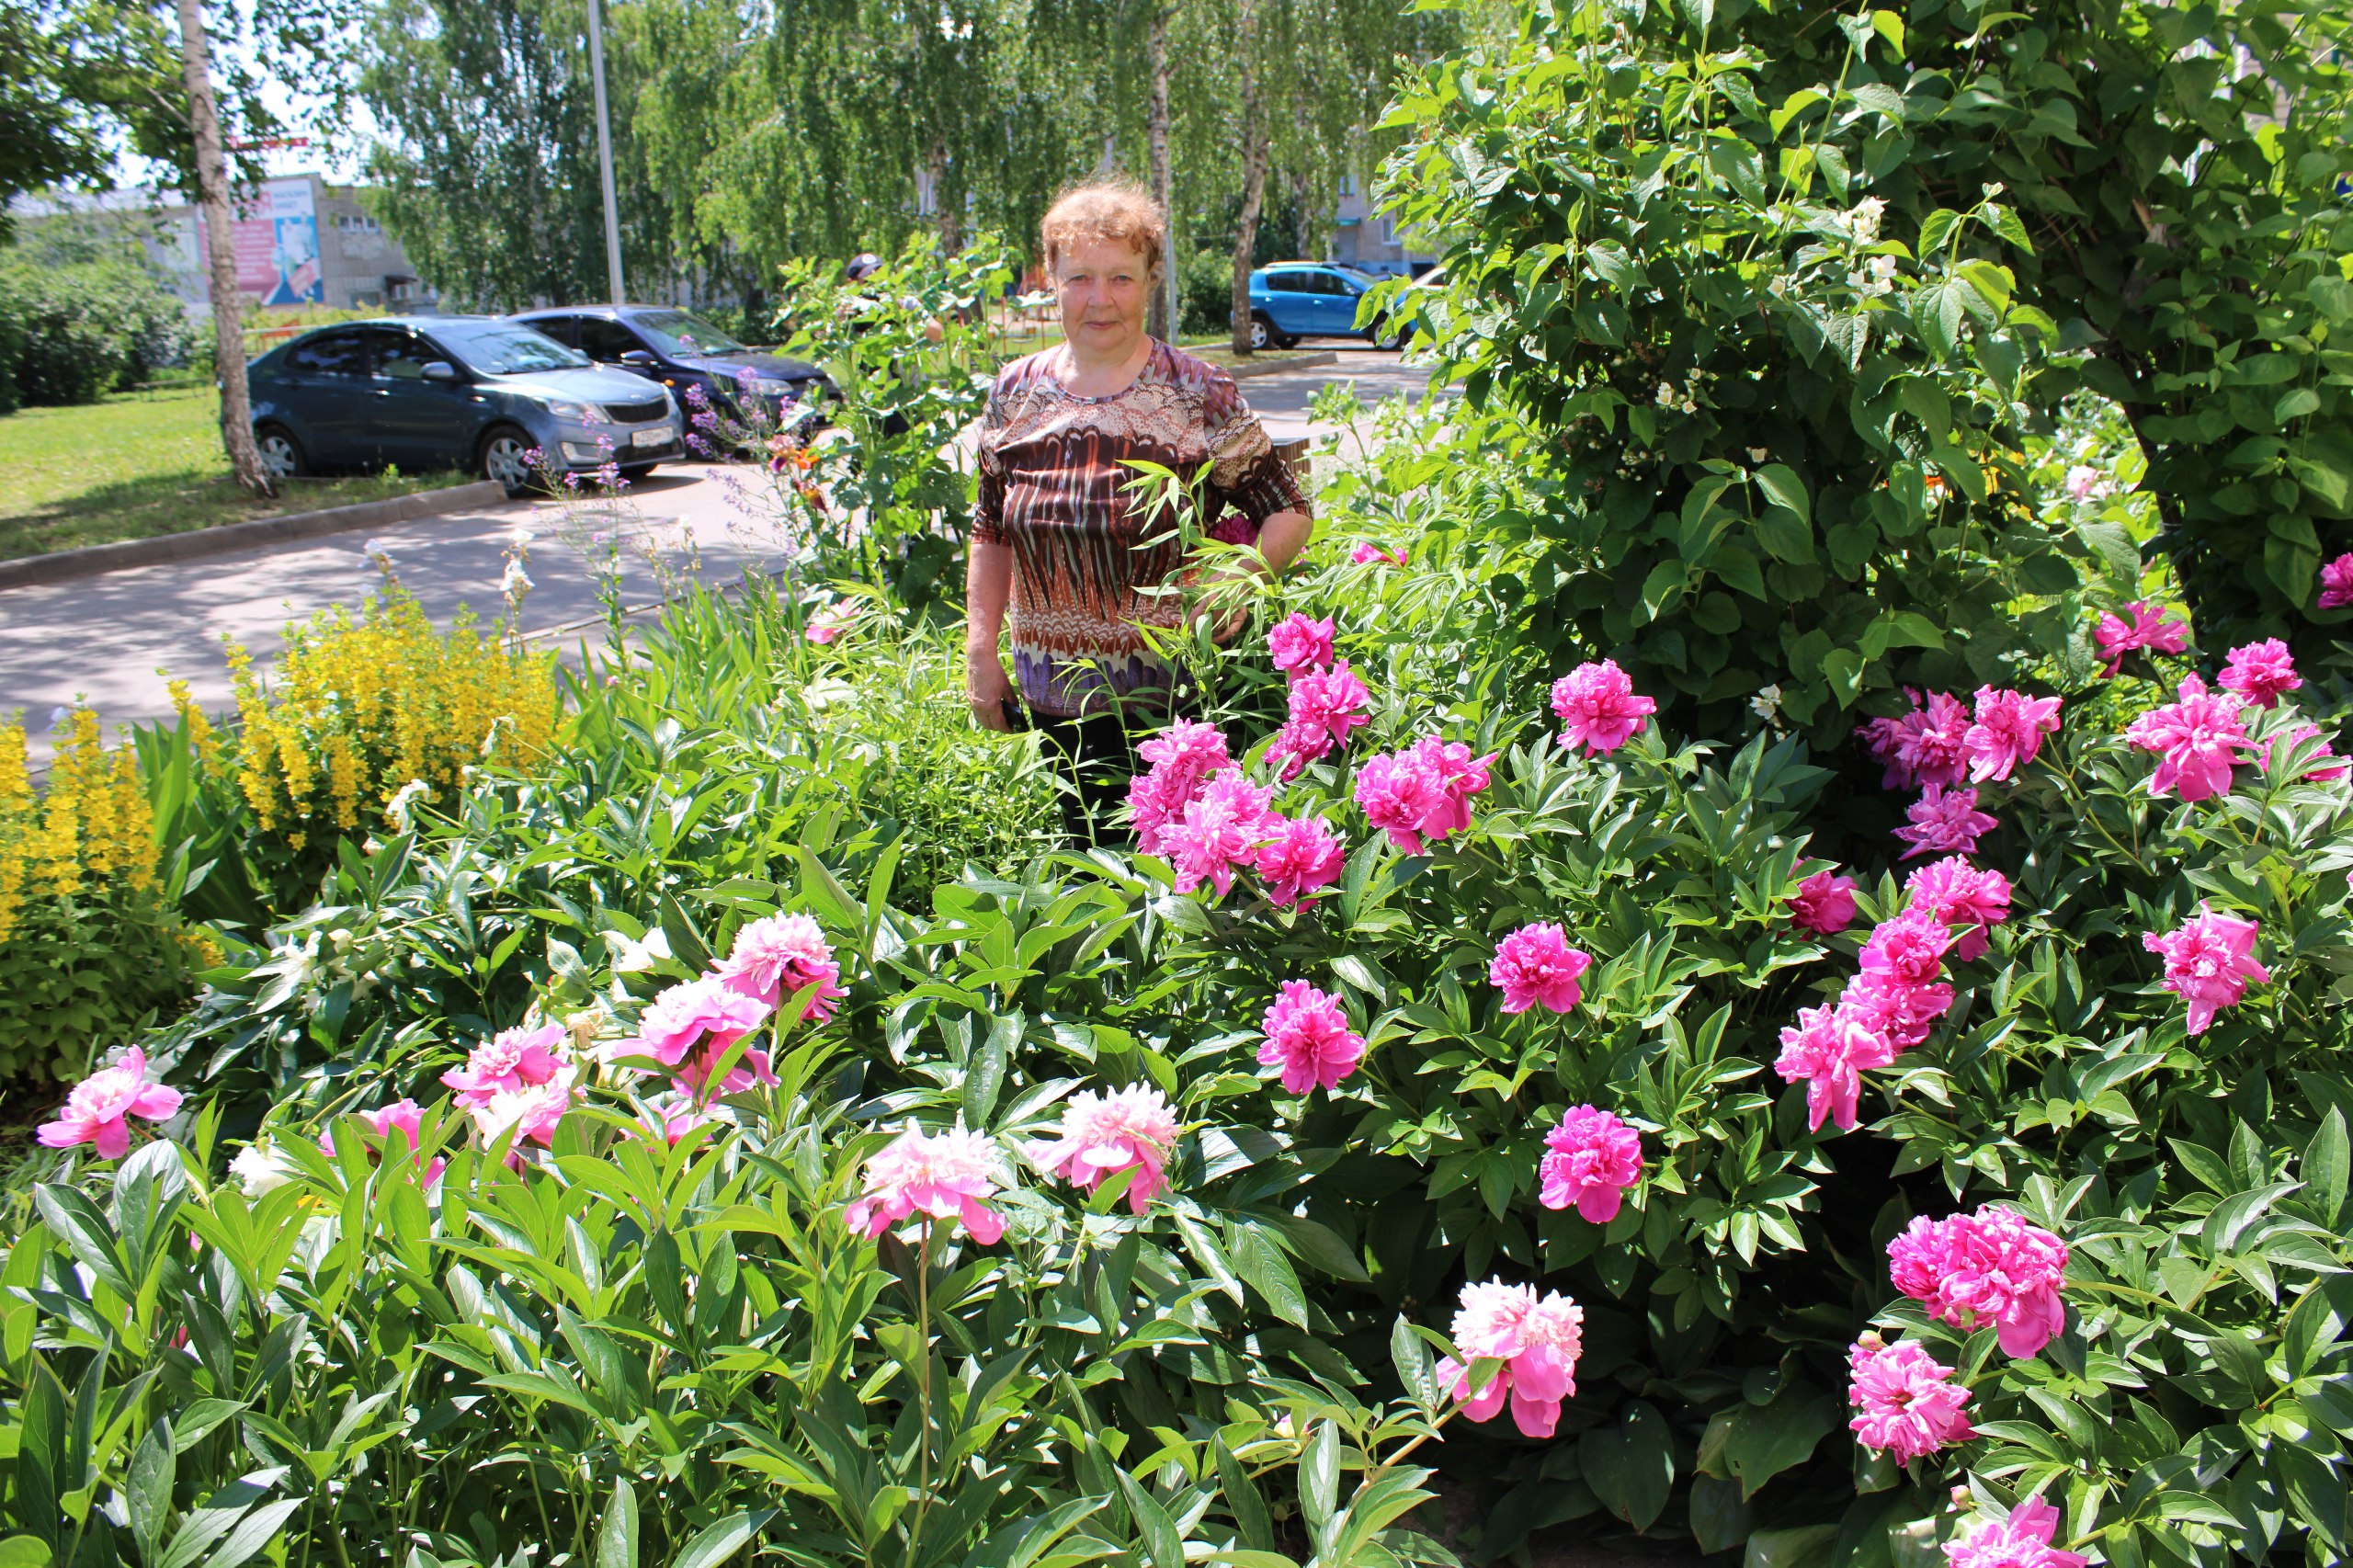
[0,256,195,413]
[1180,246,1238,337]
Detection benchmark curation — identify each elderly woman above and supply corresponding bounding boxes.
[966,179,1313,842]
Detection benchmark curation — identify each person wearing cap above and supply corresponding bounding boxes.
[964,177,1312,844]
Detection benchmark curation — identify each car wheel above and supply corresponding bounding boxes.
[479,425,537,497]
[1276,332,1302,350]
[1248,313,1276,352]
[1371,320,1406,351]
[619,462,658,483]
[255,425,305,481]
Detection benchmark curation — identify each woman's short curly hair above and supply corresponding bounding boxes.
[1040,178,1168,280]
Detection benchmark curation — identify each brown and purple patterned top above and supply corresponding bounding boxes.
[974,341,1311,718]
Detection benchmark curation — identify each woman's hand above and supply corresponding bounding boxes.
[968,652,1017,731]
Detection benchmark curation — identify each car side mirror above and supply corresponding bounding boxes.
[421,360,459,381]
[620,350,658,368]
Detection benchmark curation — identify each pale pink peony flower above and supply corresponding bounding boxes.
[1257,980,1366,1093]
[1889,1206,2070,1359]
[1904,858,2011,962]
[2094,600,2190,676]
[845,1123,1006,1244]
[1254,814,1346,906]
[1963,687,2062,783]
[1837,972,1954,1051]
[1786,869,1859,936]
[1267,613,1336,676]
[1775,1004,1896,1131]
[1847,1335,1977,1461]
[2218,638,2300,709]
[1942,1496,2087,1568]
[2143,904,2268,1035]
[441,1022,568,1109]
[2063,465,2101,501]
[2321,553,2353,610]
[467,1075,578,1158]
[1355,748,1449,855]
[615,978,773,1070]
[718,913,847,1020]
[1489,923,1592,1015]
[1349,541,1406,567]
[37,1048,183,1160]
[1893,785,1998,859]
[1551,660,1657,756]
[1437,1280,1585,1438]
[1859,909,1954,987]
[1538,1106,1643,1222]
[1028,1085,1180,1212]
[1857,689,1972,792]
[2122,674,2255,803]
[1165,772,1279,899]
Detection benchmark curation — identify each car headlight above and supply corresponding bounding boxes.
[544,398,609,425]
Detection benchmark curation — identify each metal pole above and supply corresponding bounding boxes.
[586,0,626,304]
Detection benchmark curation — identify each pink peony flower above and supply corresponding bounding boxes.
[1847,1335,1977,1461]
[1027,1085,1180,1212]
[1415,737,1498,842]
[442,1022,568,1109]
[672,1043,779,1096]
[1257,980,1366,1093]
[2218,638,2300,709]
[1165,771,1278,899]
[467,1076,578,1158]
[1963,687,2062,783]
[845,1123,1006,1244]
[2143,904,2268,1035]
[2122,674,2255,802]
[804,604,857,644]
[1355,748,1449,855]
[37,1048,183,1160]
[1904,858,2012,963]
[1857,689,1972,792]
[1130,721,1234,854]
[1349,541,1406,567]
[324,1099,447,1185]
[1489,922,1592,1015]
[718,912,847,1021]
[1537,1106,1643,1222]
[1942,1496,2087,1568]
[2321,553,2353,610]
[1893,785,1998,859]
[2063,465,2102,501]
[1859,909,1955,987]
[1289,663,1371,749]
[1837,971,1954,1051]
[1550,659,1657,756]
[1775,1004,1897,1131]
[2094,600,2190,676]
[2260,722,2351,782]
[1786,869,1859,936]
[1254,814,1346,906]
[1267,613,1336,676]
[641,1090,724,1145]
[1889,1206,2070,1359]
[615,978,773,1070]
[1437,1280,1586,1438]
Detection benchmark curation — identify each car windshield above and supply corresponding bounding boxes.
[428,321,586,375]
[631,310,748,357]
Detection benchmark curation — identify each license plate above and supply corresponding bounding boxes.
[632,424,673,449]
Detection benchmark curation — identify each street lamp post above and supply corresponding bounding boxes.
[586,0,626,305]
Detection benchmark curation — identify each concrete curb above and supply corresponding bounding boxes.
[0,479,511,593]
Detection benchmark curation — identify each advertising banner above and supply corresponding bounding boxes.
[200,176,324,306]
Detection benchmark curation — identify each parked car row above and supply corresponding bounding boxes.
[245,307,831,495]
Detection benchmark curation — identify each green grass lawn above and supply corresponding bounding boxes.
[0,385,462,562]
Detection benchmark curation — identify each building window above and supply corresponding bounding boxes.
[1339,174,1356,198]
[336,213,382,236]
[1379,215,1398,246]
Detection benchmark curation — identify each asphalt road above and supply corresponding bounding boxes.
[0,346,1444,765]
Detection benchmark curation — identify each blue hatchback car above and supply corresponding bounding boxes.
[246,316,684,495]
[1245,262,1404,352]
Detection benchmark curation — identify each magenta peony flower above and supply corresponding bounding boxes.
[2218,638,2301,709]
[1857,689,1972,792]
[1254,814,1346,906]
[1257,980,1366,1093]
[36,1048,183,1160]
[442,1022,568,1109]
[1538,1106,1643,1222]
[640,1090,724,1145]
[1349,541,1406,567]
[1774,1004,1896,1131]
[1786,869,1859,936]
[1942,1496,2087,1568]
[1354,748,1447,855]
[1860,909,1955,987]
[1028,1085,1180,1213]
[1437,1280,1585,1438]
[617,978,773,1070]
[1893,785,1998,859]
[1416,737,1497,840]
[1550,659,1657,756]
[1269,663,1373,781]
[2260,722,2351,782]
[2094,600,2190,676]
[1847,1335,1976,1462]
[1267,613,1336,676]
[804,603,857,644]
[1904,858,2012,962]
[2322,552,2353,610]
[1837,971,1954,1051]
[1489,922,1592,1015]
[1130,721,1233,853]
[672,1043,779,1096]
[1165,771,1279,899]
[1963,687,2062,783]
[846,1123,1006,1244]
[1889,1206,2070,1359]
[2143,903,2268,1035]
[2122,674,2255,802]
[718,912,847,1020]
[324,1099,447,1185]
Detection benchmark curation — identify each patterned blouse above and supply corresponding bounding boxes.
[974,341,1311,719]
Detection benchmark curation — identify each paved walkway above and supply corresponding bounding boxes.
[1,349,1443,763]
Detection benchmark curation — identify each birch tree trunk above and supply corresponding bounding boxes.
[1146,6,1173,340]
[1226,0,1268,355]
[176,0,272,496]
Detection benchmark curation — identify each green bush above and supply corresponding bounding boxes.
[0,255,195,414]
[1181,246,1238,338]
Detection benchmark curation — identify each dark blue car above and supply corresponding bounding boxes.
[247,316,685,495]
[508,306,830,433]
